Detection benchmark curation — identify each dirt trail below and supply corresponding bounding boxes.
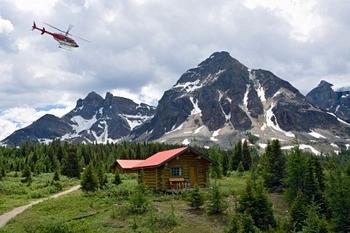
[0,185,81,228]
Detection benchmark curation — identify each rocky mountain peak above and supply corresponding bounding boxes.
[318,80,334,88]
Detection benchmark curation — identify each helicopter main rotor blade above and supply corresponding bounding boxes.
[44,23,66,33]
[69,33,91,43]
[66,24,73,36]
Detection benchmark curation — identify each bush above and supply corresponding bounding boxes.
[53,170,60,181]
[21,165,32,185]
[81,164,99,192]
[128,184,150,214]
[207,184,227,215]
[188,186,204,209]
[113,172,122,186]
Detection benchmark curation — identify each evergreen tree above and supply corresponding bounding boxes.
[289,192,308,232]
[21,165,32,185]
[81,164,99,192]
[97,166,108,188]
[238,180,276,230]
[209,148,222,178]
[240,213,258,233]
[303,157,318,202]
[285,146,307,202]
[241,140,252,171]
[188,186,204,209]
[225,214,240,233]
[261,140,285,192]
[327,171,350,233]
[301,205,329,233]
[53,170,60,181]
[232,142,242,170]
[62,147,81,179]
[237,161,244,176]
[222,153,230,176]
[207,184,227,215]
[113,171,122,185]
[0,164,5,180]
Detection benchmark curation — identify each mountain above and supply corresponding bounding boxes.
[131,51,350,152]
[306,81,350,123]
[3,51,350,154]
[2,92,155,146]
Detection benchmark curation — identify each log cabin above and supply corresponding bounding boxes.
[114,147,213,192]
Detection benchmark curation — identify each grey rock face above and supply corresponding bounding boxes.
[131,51,350,152]
[307,81,350,123]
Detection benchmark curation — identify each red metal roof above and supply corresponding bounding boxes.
[116,147,188,169]
[116,160,144,169]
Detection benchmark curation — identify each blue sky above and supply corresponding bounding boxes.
[0,0,349,139]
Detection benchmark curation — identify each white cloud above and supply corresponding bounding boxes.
[10,0,59,16]
[0,16,13,34]
[243,0,323,42]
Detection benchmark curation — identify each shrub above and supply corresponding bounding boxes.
[207,184,227,215]
[21,165,32,185]
[81,164,99,192]
[188,186,204,209]
[53,170,60,181]
[128,184,150,214]
[113,172,122,185]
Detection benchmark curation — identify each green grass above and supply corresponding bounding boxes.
[0,172,80,214]
[1,173,288,233]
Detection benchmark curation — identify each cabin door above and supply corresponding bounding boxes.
[189,167,197,187]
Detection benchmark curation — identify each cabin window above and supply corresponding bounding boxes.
[170,167,182,176]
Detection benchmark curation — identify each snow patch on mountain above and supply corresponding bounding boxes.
[210,129,221,142]
[327,112,350,126]
[92,120,108,144]
[266,104,295,138]
[282,145,320,155]
[194,126,204,134]
[190,97,202,115]
[71,115,97,134]
[182,138,190,145]
[309,131,326,139]
[243,85,249,109]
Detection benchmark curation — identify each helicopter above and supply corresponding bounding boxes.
[32,21,89,49]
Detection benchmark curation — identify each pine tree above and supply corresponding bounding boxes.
[232,142,242,170]
[285,146,307,202]
[261,140,285,192]
[327,171,350,233]
[0,163,5,180]
[241,140,252,171]
[21,165,32,185]
[53,170,60,181]
[289,192,308,232]
[222,153,229,176]
[97,166,108,188]
[62,147,81,179]
[303,157,318,202]
[113,171,122,185]
[301,205,329,233]
[209,148,222,178]
[240,213,258,233]
[207,184,227,214]
[238,180,276,230]
[225,214,240,233]
[81,164,99,192]
[237,161,244,176]
[188,186,204,209]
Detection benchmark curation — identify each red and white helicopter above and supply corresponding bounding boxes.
[32,21,89,49]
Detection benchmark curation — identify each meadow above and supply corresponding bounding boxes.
[0,172,288,233]
[0,172,80,215]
